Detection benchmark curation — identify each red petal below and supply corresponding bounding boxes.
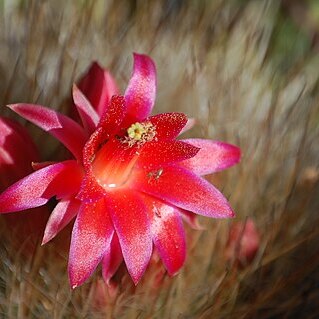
[68,199,114,288]
[180,139,241,175]
[8,104,87,160]
[131,165,235,219]
[105,189,152,285]
[72,84,99,133]
[102,232,123,284]
[78,62,119,116]
[148,113,187,140]
[42,198,80,245]
[82,127,104,170]
[76,172,106,202]
[143,195,186,275]
[137,140,199,169]
[125,53,156,121]
[82,95,126,169]
[44,161,83,200]
[0,160,82,213]
[97,95,126,133]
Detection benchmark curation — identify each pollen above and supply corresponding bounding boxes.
[124,121,157,147]
[127,122,147,140]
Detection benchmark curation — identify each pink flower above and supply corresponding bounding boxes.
[0,54,240,288]
[0,117,48,246]
[225,218,260,265]
[0,117,39,188]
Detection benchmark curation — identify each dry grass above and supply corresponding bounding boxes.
[0,0,318,318]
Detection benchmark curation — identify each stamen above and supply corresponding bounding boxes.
[123,121,157,147]
[127,122,147,140]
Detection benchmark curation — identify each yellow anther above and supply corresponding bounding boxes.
[123,121,157,147]
[127,122,147,140]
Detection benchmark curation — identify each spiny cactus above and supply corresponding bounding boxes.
[0,1,318,318]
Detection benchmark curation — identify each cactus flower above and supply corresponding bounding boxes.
[0,117,39,188]
[0,117,48,243]
[0,54,240,288]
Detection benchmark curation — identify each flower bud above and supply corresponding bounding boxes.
[225,218,260,266]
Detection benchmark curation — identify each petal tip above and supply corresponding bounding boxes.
[168,269,180,277]
[227,207,236,218]
[7,104,17,110]
[72,84,79,96]
[131,273,143,286]
[127,258,149,286]
[69,270,81,290]
[41,232,52,246]
[104,277,112,287]
[125,53,157,120]
[233,145,242,163]
[222,203,236,218]
[72,83,83,99]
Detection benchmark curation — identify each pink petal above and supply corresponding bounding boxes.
[137,140,199,169]
[144,195,186,275]
[148,113,187,140]
[0,160,82,213]
[131,165,235,218]
[179,118,196,135]
[105,189,152,285]
[42,198,80,245]
[72,84,99,133]
[8,104,87,160]
[102,232,123,284]
[68,199,114,288]
[180,139,241,175]
[125,53,156,121]
[78,62,119,116]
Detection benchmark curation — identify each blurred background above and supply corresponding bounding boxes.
[0,0,318,318]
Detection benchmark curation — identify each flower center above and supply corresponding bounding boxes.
[91,121,156,189]
[127,122,147,140]
[123,121,156,147]
[92,139,138,189]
